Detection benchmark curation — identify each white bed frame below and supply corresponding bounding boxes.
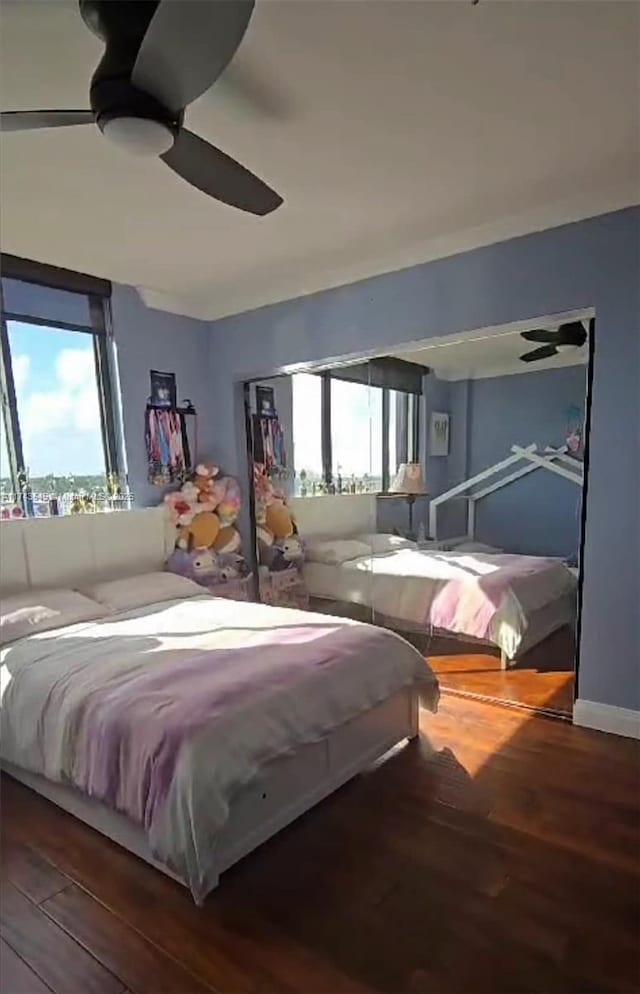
[0,507,420,900]
[291,486,577,670]
[428,443,584,542]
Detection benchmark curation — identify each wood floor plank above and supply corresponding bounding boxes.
[0,881,123,994]
[0,940,52,994]
[2,692,639,994]
[0,840,70,905]
[0,789,277,994]
[409,624,575,715]
[41,885,213,994]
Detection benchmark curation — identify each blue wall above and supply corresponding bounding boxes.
[206,208,640,713]
[110,286,215,506]
[464,365,586,557]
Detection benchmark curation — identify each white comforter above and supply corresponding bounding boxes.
[304,548,577,658]
[1,595,436,901]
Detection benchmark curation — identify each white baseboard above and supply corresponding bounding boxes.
[573,700,640,740]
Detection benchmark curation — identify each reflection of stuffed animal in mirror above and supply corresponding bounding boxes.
[279,534,303,564]
[254,464,304,574]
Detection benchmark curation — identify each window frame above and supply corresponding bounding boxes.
[298,370,420,494]
[0,278,120,510]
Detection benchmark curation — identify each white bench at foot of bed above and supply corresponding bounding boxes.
[3,686,422,902]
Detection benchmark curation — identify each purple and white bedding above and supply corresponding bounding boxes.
[303,548,577,659]
[0,594,437,901]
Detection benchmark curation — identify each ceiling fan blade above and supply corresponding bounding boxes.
[557,321,587,346]
[1,110,93,132]
[132,0,255,114]
[520,329,558,343]
[520,345,558,363]
[161,128,282,215]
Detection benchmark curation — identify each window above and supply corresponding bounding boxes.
[0,407,10,500]
[331,379,382,490]
[1,276,120,516]
[290,367,421,496]
[291,373,323,495]
[388,389,398,480]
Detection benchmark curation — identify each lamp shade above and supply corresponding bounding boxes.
[390,463,428,495]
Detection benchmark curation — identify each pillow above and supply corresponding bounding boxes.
[452,541,503,555]
[354,533,416,554]
[83,571,207,613]
[304,539,371,566]
[0,588,106,646]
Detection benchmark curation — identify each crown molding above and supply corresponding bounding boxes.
[136,188,639,324]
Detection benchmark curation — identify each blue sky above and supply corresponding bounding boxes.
[2,321,105,479]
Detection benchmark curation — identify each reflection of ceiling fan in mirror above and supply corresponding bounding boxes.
[0,0,283,216]
[519,320,590,363]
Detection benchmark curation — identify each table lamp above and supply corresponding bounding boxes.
[390,463,428,536]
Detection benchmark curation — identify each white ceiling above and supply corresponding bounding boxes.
[390,313,590,380]
[1,1,638,320]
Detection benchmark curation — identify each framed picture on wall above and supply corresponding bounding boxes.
[429,411,450,457]
[150,369,177,409]
[255,385,276,416]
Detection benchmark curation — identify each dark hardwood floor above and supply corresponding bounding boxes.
[1,695,639,994]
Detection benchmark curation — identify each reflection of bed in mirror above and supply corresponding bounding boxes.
[291,495,578,667]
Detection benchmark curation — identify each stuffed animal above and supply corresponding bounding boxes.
[177,509,220,550]
[192,463,219,502]
[213,524,242,554]
[259,541,292,572]
[279,533,304,563]
[214,476,242,526]
[265,501,294,539]
[166,547,222,586]
[164,481,215,526]
[166,463,246,581]
[253,463,303,573]
[216,552,246,581]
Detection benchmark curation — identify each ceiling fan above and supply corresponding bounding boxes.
[520,320,589,363]
[0,0,283,216]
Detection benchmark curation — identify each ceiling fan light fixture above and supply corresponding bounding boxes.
[100,115,175,156]
[555,343,577,354]
[1,0,283,213]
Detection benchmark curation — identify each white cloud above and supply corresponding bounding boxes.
[12,354,30,393]
[18,349,104,477]
[56,349,93,390]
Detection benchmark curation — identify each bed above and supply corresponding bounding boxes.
[0,509,438,904]
[290,495,577,665]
